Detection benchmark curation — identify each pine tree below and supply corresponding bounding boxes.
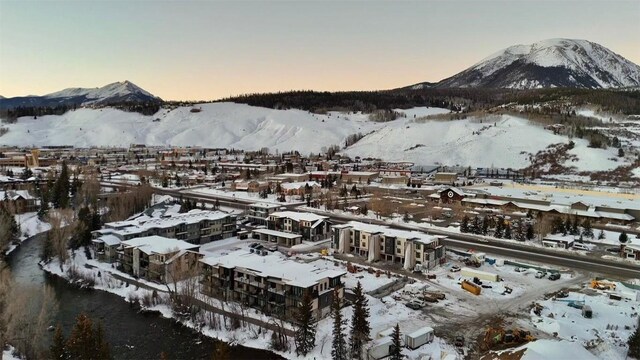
[526,223,535,240]
[331,288,348,360]
[481,216,489,235]
[66,313,111,360]
[494,218,504,239]
[504,223,512,239]
[628,318,640,358]
[38,189,49,220]
[52,161,70,208]
[598,229,606,240]
[294,292,316,356]
[390,323,403,360]
[570,215,579,236]
[460,215,469,233]
[581,219,594,238]
[349,281,371,360]
[471,216,481,235]
[50,326,68,360]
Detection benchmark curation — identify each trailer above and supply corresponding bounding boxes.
[367,336,393,360]
[404,326,435,349]
[461,267,500,282]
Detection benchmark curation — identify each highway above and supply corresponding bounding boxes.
[102,181,640,278]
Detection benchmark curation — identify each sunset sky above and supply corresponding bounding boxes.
[1,0,639,101]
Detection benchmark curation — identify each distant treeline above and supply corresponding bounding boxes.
[0,101,161,122]
[220,88,640,115]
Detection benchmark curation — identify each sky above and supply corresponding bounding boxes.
[0,0,639,101]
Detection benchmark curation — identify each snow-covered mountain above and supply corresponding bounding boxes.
[0,81,161,109]
[0,102,630,172]
[412,39,640,89]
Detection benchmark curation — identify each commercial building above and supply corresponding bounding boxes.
[200,250,345,320]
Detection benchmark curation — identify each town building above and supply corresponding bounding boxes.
[247,202,281,225]
[92,209,236,245]
[0,190,38,214]
[200,250,345,320]
[280,181,321,196]
[266,211,330,242]
[331,221,446,270]
[120,235,201,283]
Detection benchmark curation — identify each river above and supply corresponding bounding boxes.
[6,234,284,360]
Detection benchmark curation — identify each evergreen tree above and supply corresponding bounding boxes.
[494,218,504,239]
[581,219,594,238]
[331,288,348,360]
[628,318,640,358]
[38,189,49,220]
[526,223,535,240]
[294,292,316,356]
[174,174,181,187]
[570,215,579,236]
[471,216,481,235]
[460,215,469,233]
[598,229,606,240]
[504,223,512,239]
[390,323,403,360]
[65,313,111,360]
[481,216,489,235]
[52,161,70,208]
[562,217,571,236]
[50,326,68,360]
[619,231,629,245]
[403,212,410,223]
[349,281,371,360]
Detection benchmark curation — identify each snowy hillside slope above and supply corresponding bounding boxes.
[0,103,629,171]
[0,103,381,152]
[415,39,640,89]
[342,114,627,171]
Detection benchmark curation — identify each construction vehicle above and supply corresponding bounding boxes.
[461,280,481,295]
[481,326,535,351]
[320,248,329,256]
[590,279,616,291]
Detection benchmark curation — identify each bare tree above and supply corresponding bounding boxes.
[47,209,75,269]
[2,276,58,359]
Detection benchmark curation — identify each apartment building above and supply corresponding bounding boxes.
[332,221,446,270]
[247,202,281,225]
[266,211,330,242]
[120,235,201,283]
[92,209,237,245]
[200,250,345,320]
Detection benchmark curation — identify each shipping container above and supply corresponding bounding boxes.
[367,336,393,360]
[461,280,481,295]
[461,267,500,282]
[404,326,434,349]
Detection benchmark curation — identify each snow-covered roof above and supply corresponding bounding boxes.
[201,250,345,288]
[338,221,439,245]
[0,190,35,201]
[249,202,281,209]
[121,235,198,255]
[103,210,232,236]
[270,211,327,222]
[92,234,121,246]
[252,228,302,239]
[280,181,320,190]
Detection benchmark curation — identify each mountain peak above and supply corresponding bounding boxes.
[431,39,640,89]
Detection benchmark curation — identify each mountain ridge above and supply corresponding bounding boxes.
[410,38,640,90]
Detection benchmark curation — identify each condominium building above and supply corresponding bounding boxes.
[200,250,345,321]
[92,209,237,245]
[247,202,281,226]
[266,211,330,242]
[120,235,201,283]
[332,221,446,270]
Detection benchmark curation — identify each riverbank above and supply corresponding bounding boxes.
[5,212,50,256]
[41,250,291,359]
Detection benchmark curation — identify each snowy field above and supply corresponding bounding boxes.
[185,187,305,205]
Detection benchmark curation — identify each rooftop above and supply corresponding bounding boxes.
[201,250,345,288]
[270,211,328,222]
[121,235,199,255]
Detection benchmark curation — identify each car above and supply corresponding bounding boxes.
[450,265,461,272]
[556,291,569,298]
[405,300,426,310]
[535,271,546,279]
[548,273,561,281]
[514,267,525,272]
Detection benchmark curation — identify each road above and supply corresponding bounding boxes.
[101,181,640,278]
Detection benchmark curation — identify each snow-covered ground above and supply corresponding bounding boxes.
[1,102,630,171]
[5,212,51,255]
[186,187,305,205]
[530,281,639,360]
